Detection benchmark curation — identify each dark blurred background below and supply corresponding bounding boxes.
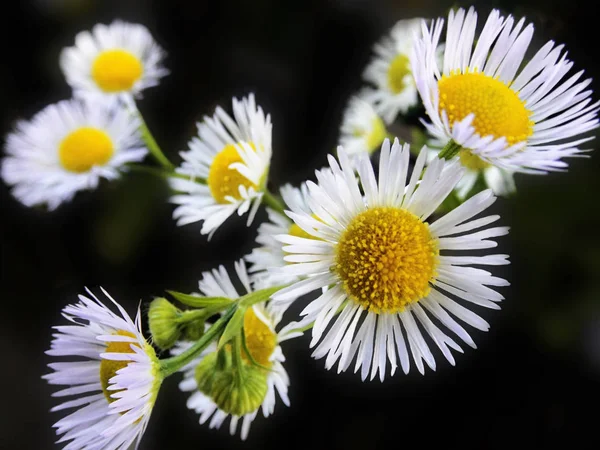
[2,0,600,448]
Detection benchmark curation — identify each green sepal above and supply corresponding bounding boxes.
[438,140,462,160]
[167,290,233,309]
[210,364,268,416]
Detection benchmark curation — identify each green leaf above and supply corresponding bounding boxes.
[217,306,246,350]
[167,290,233,308]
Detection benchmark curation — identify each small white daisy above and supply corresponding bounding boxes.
[43,288,162,450]
[174,260,301,440]
[2,98,146,210]
[362,18,423,123]
[412,7,599,173]
[60,20,168,99]
[272,139,510,381]
[245,183,314,289]
[339,94,389,157]
[169,94,272,237]
[426,147,516,200]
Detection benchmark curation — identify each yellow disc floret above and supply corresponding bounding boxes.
[59,127,114,173]
[335,207,438,314]
[92,49,143,93]
[387,54,411,94]
[438,71,533,146]
[208,144,258,204]
[99,330,138,403]
[459,149,491,171]
[242,307,276,367]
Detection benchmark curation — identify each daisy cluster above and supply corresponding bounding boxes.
[2,6,595,449]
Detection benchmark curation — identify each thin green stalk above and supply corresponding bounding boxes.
[262,189,286,216]
[159,306,235,377]
[126,163,202,182]
[138,116,174,170]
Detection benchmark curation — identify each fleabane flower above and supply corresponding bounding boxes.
[174,260,301,440]
[245,183,314,289]
[43,288,162,450]
[1,98,146,210]
[272,139,510,380]
[61,20,168,99]
[362,18,423,123]
[339,94,388,157]
[169,94,272,237]
[412,7,599,174]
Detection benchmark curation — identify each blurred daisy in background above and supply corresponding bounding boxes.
[170,94,272,237]
[43,289,162,449]
[1,98,146,210]
[412,7,599,176]
[61,20,168,99]
[362,18,423,123]
[338,93,389,158]
[245,183,314,289]
[173,260,302,440]
[273,139,510,381]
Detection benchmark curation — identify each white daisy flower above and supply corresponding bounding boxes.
[272,139,510,381]
[61,20,168,99]
[245,183,314,289]
[412,7,599,173]
[339,94,389,157]
[362,18,423,123]
[43,288,162,450]
[169,94,272,236]
[174,260,301,440]
[1,98,146,210]
[425,147,516,200]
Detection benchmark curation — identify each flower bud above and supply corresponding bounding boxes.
[148,297,181,350]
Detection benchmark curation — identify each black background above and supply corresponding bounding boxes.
[2,0,600,449]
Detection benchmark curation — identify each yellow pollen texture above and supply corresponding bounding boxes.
[99,330,138,404]
[243,308,276,367]
[387,54,411,94]
[438,72,533,145]
[459,149,491,171]
[59,127,114,173]
[208,144,258,204]
[92,49,143,93]
[335,207,438,314]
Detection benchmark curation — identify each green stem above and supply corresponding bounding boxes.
[438,140,463,160]
[126,164,202,182]
[159,306,235,377]
[138,114,175,170]
[262,189,286,216]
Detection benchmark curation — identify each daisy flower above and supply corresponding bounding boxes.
[174,260,301,440]
[245,183,314,289]
[339,94,389,157]
[61,20,168,99]
[169,94,272,236]
[362,18,423,123]
[272,139,510,380]
[43,288,162,450]
[412,7,599,174]
[1,98,146,210]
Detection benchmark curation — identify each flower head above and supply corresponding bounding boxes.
[339,94,388,157]
[170,94,272,237]
[362,18,423,123]
[272,139,510,380]
[61,21,168,99]
[44,288,162,449]
[2,98,146,210]
[174,260,301,440]
[412,7,599,173]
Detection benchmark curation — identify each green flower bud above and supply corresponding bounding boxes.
[148,297,181,350]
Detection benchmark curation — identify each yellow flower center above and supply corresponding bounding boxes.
[92,49,143,93]
[208,144,258,204]
[438,71,534,146]
[99,330,138,404]
[458,149,491,171]
[242,307,276,367]
[59,127,114,173]
[335,207,438,314]
[387,54,411,94]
